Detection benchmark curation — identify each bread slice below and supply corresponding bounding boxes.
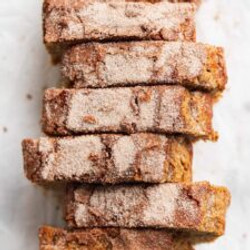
[39,226,194,250]
[43,0,197,62]
[42,86,215,140]
[22,134,192,184]
[62,41,227,94]
[65,182,230,236]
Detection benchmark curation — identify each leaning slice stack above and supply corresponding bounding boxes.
[22,0,230,249]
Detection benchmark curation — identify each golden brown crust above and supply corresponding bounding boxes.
[22,139,41,182]
[39,226,194,250]
[43,0,197,63]
[42,86,215,140]
[61,42,227,94]
[198,46,228,94]
[65,182,230,236]
[22,134,192,184]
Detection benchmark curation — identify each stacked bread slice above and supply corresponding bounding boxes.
[22,0,230,249]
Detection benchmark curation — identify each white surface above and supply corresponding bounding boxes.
[0,0,250,249]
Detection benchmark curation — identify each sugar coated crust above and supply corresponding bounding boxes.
[22,134,192,184]
[65,182,230,236]
[42,86,215,140]
[43,0,197,62]
[62,41,227,94]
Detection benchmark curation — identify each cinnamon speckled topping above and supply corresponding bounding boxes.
[65,182,230,236]
[39,226,195,250]
[22,134,192,184]
[43,1,196,43]
[62,41,227,93]
[42,86,215,139]
[43,0,197,62]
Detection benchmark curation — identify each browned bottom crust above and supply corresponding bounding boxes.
[39,226,194,250]
[65,182,230,236]
[42,86,215,140]
[22,134,192,184]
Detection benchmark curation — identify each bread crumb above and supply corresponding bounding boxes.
[214,13,220,21]
[26,94,33,100]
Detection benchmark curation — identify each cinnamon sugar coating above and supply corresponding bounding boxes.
[22,134,192,184]
[39,226,194,250]
[43,0,197,62]
[62,41,227,94]
[42,86,215,140]
[65,182,230,236]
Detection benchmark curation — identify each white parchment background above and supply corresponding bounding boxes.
[0,0,250,249]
